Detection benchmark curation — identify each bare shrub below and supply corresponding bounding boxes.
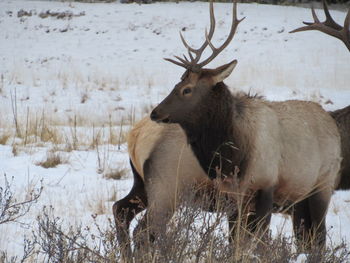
[0,175,41,263]
[1,200,348,263]
[1,182,349,262]
[32,206,119,262]
[0,238,35,263]
[0,174,42,225]
[124,189,350,263]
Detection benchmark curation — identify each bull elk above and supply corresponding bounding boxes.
[150,0,341,251]
[290,0,350,190]
[112,3,254,261]
[113,0,350,260]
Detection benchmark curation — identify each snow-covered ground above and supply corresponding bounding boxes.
[0,0,349,259]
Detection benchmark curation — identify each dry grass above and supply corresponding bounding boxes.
[108,187,118,202]
[36,151,68,169]
[103,167,128,180]
[0,133,11,145]
[80,92,89,104]
[1,70,137,150]
[95,199,108,215]
[0,74,4,94]
[11,144,18,157]
[0,106,133,153]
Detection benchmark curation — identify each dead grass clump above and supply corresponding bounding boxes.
[95,199,108,215]
[0,133,11,145]
[0,74,4,94]
[108,188,118,202]
[80,92,89,104]
[36,152,68,169]
[6,107,64,146]
[38,10,85,19]
[11,144,18,156]
[103,168,128,180]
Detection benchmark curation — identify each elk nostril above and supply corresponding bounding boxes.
[150,110,158,121]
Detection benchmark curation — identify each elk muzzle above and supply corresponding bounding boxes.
[150,109,170,123]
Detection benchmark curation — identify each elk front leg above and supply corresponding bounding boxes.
[113,161,147,262]
[249,187,274,239]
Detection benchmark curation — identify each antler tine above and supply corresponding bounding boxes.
[311,5,321,24]
[165,0,243,70]
[290,0,350,51]
[174,55,190,65]
[322,0,342,30]
[198,1,244,68]
[164,58,189,69]
[344,9,350,34]
[179,0,216,65]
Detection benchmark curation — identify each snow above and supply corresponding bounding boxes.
[0,0,349,258]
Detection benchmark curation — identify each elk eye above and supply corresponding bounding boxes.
[182,88,192,96]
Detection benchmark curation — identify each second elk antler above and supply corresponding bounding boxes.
[165,0,245,72]
[290,0,350,51]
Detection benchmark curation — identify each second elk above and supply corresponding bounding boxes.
[291,0,350,191]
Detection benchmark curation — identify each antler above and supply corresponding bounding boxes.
[165,0,245,72]
[290,0,350,52]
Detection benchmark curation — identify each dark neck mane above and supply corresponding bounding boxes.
[180,82,249,179]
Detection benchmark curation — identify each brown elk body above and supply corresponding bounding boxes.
[151,65,341,247]
[113,103,347,259]
[291,0,350,191]
[150,0,342,250]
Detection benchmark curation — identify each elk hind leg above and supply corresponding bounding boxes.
[292,199,312,252]
[293,188,331,251]
[234,188,273,247]
[307,188,331,249]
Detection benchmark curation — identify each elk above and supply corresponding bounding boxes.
[290,0,350,190]
[113,1,348,259]
[150,0,341,251]
[112,116,238,261]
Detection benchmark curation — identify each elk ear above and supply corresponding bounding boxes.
[212,60,238,85]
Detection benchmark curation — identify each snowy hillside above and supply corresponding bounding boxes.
[0,0,349,260]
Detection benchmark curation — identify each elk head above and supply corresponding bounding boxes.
[290,0,350,51]
[150,1,244,125]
